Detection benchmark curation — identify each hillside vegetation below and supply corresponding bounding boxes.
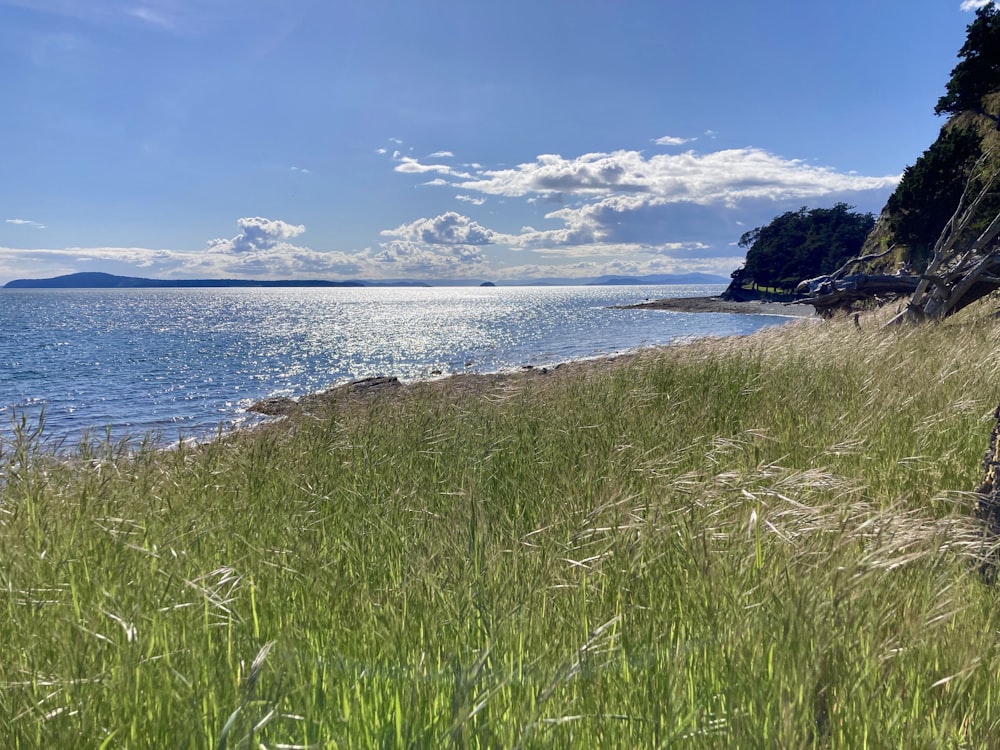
[729,204,875,293]
[852,5,1000,274]
[730,5,1000,299]
[3,301,1000,747]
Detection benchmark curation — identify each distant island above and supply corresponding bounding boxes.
[3,272,371,289]
[3,271,729,289]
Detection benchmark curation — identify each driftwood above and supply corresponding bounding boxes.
[796,152,1000,320]
[794,247,918,318]
[794,272,918,318]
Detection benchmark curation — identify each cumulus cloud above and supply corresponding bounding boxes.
[207,216,306,254]
[382,212,496,246]
[428,150,455,158]
[384,140,897,275]
[370,241,489,277]
[452,148,898,204]
[961,0,992,10]
[0,213,501,283]
[370,212,502,277]
[3,131,904,284]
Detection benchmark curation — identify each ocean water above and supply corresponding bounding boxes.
[0,284,796,448]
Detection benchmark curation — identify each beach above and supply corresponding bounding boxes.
[247,296,818,418]
[2,285,795,446]
[6,298,998,746]
[615,294,818,317]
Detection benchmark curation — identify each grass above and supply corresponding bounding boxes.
[3,301,1000,747]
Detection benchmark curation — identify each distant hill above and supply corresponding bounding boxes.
[588,273,728,286]
[507,273,728,287]
[4,272,368,289]
[3,271,728,289]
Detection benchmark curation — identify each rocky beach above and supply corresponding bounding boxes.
[616,295,817,317]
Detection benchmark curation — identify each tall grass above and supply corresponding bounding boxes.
[3,302,1000,747]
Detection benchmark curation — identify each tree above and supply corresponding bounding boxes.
[734,204,875,290]
[884,125,984,270]
[795,153,1000,321]
[935,4,1000,123]
[891,152,1000,321]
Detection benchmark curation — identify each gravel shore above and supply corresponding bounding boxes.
[248,295,817,418]
[616,295,817,317]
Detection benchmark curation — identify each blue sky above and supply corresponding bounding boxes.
[0,0,991,283]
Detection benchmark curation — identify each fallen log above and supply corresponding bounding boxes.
[796,152,1000,320]
[793,273,921,317]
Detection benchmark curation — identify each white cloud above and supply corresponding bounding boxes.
[492,255,742,282]
[382,212,496,246]
[428,150,455,158]
[961,0,992,10]
[207,216,306,254]
[394,157,451,174]
[394,157,471,178]
[0,213,506,282]
[655,135,693,146]
[452,148,899,205]
[381,141,896,274]
[6,218,47,229]
[455,194,486,205]
[370,241,489,277]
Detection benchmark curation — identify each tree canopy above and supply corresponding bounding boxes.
[935,3,1000,120]
[735,204,875,290]
[884,125,984,270]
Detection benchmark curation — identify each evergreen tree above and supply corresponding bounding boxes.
[885,126,983,269]
[737,204,875,290]
[935,4,1000,122]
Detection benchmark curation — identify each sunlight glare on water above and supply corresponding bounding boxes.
[0,285,794,447]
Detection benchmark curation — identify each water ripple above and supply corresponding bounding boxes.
[0,285,787,447]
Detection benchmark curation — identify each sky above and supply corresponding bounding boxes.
[0,0,993,284]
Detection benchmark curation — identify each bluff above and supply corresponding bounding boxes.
[858,97,1000,275]
[859,5,1000,275]
[738,5,1000,318]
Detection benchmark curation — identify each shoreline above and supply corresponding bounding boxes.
[614,295,816,317]
[246,296,817,420]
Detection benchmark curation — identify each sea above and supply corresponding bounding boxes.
[0,284,797,450]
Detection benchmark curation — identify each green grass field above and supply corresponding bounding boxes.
[3,302,1000,748]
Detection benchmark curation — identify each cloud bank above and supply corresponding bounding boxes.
[444,148,898,204]
[3,138,902,284]
[376,143,899,276]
